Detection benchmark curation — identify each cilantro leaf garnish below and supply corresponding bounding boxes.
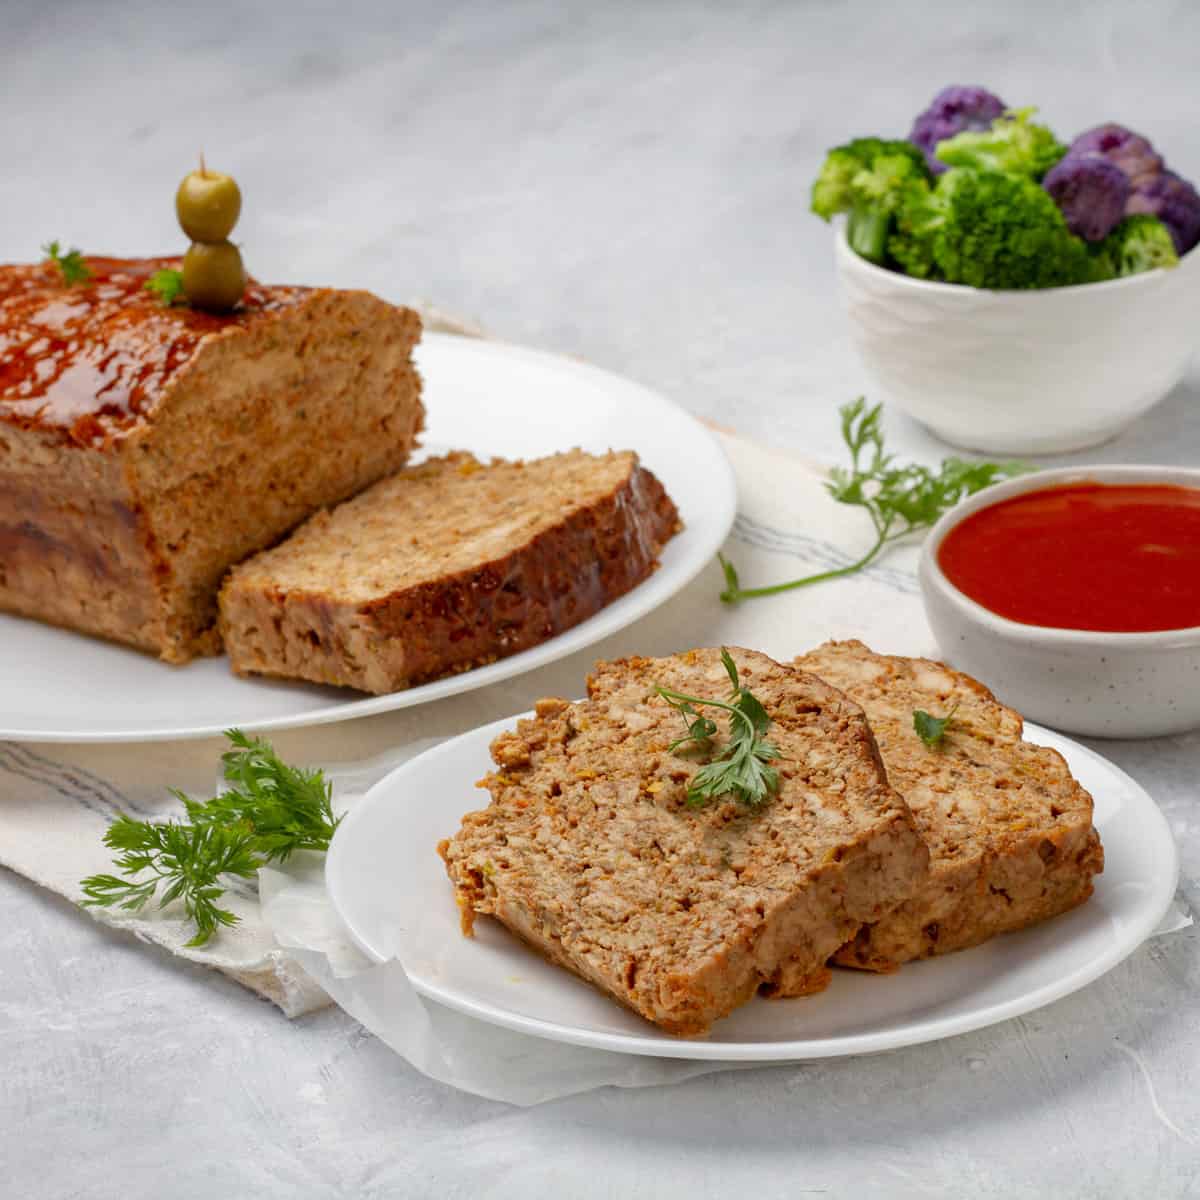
[913,704,959,748]
[145,268,186,307]
[656,648,782,809]
[80,729,341,946]
[719,398,1028,603]
[42,240,92,285]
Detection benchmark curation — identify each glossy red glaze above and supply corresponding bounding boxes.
[938,482,1200,633]
[0,256,308,447]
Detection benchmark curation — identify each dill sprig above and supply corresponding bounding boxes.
[80,729,341,946]
[183,728,341,861]
[719,398,1028,603]
[80,819,259,947]
[42,240,92,285]
[656,648,782,809]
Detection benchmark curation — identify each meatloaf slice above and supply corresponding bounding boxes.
[438,648,929,1035]
[0,256,424,662]
[794,640,1104,972]
[219,449,681,694]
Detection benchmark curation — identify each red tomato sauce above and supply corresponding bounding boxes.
[937,482,1200,633]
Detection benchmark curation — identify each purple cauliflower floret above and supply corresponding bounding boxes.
[909,85,1006,174]
[1127,170,1200,255]
[1068,123,1163,189]
[1042,155,1130,241]
[1058,122,1200,255]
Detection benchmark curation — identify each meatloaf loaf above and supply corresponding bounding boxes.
[794,640,1104,971]
[219,449,681,694]
[438,648,929,1035]
[0,256,423,662]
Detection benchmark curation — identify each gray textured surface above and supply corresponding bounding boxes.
[3,1,1200,1196]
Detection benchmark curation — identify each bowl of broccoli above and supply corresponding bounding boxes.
[817,87,1200,454]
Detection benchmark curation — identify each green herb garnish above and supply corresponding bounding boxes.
[79,819,260,947]
[913,704,959,748]
[719,398,1028,604]
[655,648,782,809]
[42,240,92,285]
[145,267,186,307]
[80,729,341,946]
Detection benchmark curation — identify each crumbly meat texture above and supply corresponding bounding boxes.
[219,449,682,694]
[0,256,424,662]
[794,640,1104,971]
[438,648,929,1035]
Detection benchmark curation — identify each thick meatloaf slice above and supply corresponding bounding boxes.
[438,648,929,1035]
[219,449,681,694]
[794,640,1104,972]
[0,256,423,662]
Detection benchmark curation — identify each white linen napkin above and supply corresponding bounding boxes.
[0,429,1189,1103]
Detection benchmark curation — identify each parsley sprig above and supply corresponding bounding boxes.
[42,240,92,285]
[719,398,1028,603]
[145,268,186,307]
[80,730,341,946]
[655,649,782,808]
[913,704,959,748]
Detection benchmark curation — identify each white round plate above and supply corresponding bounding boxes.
[326,716,1179,1062]
[0,335,734,742]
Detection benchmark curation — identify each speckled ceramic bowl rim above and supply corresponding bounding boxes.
[921,464,1200,648]
[835,222,1192,298]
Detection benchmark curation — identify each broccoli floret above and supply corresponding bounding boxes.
[889,167,1092,289]
[1043,154,1130,242]
[811,138,887,220]
[810,138,927,220]
[935,108,1067,180]
[849,152,926,211]
[1094,214,1179,276]
[909,85,1007,175]
[811,138,933,265]
[844,151,933,262]
[1084,255,1117,283]
[883,183,945,279]
[1083,241,1118,283]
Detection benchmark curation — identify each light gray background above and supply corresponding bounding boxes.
[3,2,1199,1196]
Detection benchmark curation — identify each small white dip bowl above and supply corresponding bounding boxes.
[835,226,1200,455]
[919,464,1200,739]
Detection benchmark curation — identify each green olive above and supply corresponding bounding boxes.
[182,240,247,312]
[175,167,242,242]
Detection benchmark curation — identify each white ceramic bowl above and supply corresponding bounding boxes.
[835,226,1200,455]
[919,465,1200,739]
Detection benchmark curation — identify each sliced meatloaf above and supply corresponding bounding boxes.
[438,648,929,1035]
[219,450,681,694]
[0,256,423,662]
[794,640,1104,971]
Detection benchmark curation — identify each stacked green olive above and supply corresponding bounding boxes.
[175,165,246,311]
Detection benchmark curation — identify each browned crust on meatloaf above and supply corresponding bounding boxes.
[0,257,424,661]
[218,450,682,694]
[794,640,1104,971]
[438,649,929,1035]
[0,256,313,445]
